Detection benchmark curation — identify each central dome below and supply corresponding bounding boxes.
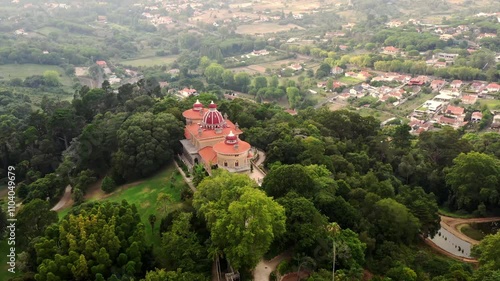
[202,101,226,129]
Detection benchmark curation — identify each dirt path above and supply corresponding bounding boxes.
[440,215,500,245]
[51,185,72,211]
[253,253,291,281]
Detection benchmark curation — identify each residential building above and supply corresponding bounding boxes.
[382,46,400,55]
[96,60,107,68]
[471,112,483,123]
[444,105,465,119]
[331,66,344,75]
[450,80,463,89]
[461,95,478,105]
[431,80,447,91]
[179,88,198,98]
[486,83,500,92]
[288,63,303,71]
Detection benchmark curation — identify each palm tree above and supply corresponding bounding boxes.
[326,223,341,281]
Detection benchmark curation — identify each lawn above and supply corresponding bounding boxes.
[438,207,476,219]
[338,76,364,85]
[356,107,397,121]
[58,165,189,250]
[479,99,500,110]
[458,224,486,241]
[0,64,73,87]
[119,55,178,67]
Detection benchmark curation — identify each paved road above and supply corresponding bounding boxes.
[253,253,290,281]
[440,215,500,245]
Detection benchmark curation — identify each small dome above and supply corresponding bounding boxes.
[225,131,238,144]
[193,99,203,111]
[208,101,217,109]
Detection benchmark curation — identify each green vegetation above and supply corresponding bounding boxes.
[459,224,487,241]
[119,56,178,67]
[0,64,73,87]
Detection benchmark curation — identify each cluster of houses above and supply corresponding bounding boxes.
[410,80,500,133]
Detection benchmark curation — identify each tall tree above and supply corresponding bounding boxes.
[193,170,285,271]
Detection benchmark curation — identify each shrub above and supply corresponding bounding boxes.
[101,176,117,193]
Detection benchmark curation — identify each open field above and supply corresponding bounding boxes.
[479,99,500,110]
[58,165,188,248]
[338,76,364,85]
[0,64,73,87]
[236,23,304,35]
[119,55,178,67]
[355,107,397,121]
[230,58,310,74]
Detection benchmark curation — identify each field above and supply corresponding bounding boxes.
[236,23,305,35]
[356,107,397,121]
[338,76,364,85]
[119,55,178,67]
[0,64,73,87]
[479,99,500,110]
[58,165,188,248]
[230,58,311,74]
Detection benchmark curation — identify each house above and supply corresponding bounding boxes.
[14,29,27,35]
[486,83,500,92]
[433,94,453,102]
[285,109,298,115]
[386,20,403,28]
[414,100,444,116]
[357,71,372,81]
[288,63,303,71]
[317,81,327,88]
[96,60,107,68]
[434,61,447,68]
[471,112,483,123]
[338,93,351,100]
[159,82,169,88]
[97,16,107,23]
[338,45,349,51]
[382,46,400,55]
[439,116,467,128]
[431,80,446,91]
[471,81,486,91]
[179,88,197,98]
[331,66,344,75]
[461,95,478,105]
[325,31,346,38]
[439,89,460,97]
[436,53,459,61]
[440,34,454,41]
[445,105,465,119]
[450,80,463,89]
[345,71,356,78]
[252,49,269,56]
[408,75,430,86]
[477,33,497,40]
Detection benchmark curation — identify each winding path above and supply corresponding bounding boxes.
[253,253,291,281]
[50,185,72,211]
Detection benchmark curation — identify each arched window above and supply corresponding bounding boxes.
[235,160,239,167]
[224,161,228,167]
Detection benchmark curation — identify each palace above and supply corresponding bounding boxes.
[180,100,252,174]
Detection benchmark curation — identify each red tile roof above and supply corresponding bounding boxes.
[199,146,217,164]
[213,139,251,155]
[446,105,465,116]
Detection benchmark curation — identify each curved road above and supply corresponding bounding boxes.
[440,215,500,245]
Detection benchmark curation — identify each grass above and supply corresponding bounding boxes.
[479,99,500,110]
[0,240,22,281]
[0,64,73,87]
[438,207,476,219]
[119,55,178,67]
[356,107,397,121]
[58,165,189,250]
[458,224,486,241]
[338,76,364,85]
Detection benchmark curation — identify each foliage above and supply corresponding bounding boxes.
[193,170,286,271]
[34,201,148,280]
[112,112,183,182]
[101,176,117,193]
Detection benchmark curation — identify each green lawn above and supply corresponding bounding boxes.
[479,99,500,110]
[459,224,486,241]
[119,55,178,67]
[58,165,188,249]
[338,76,364,85]
[36,26,62,36]
[0,64,73,87]
[356,107,397,121]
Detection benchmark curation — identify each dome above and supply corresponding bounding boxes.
[193,99,203,111]
[202,101,226,129]
[225,131,238,144]
[208,101,218,109]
